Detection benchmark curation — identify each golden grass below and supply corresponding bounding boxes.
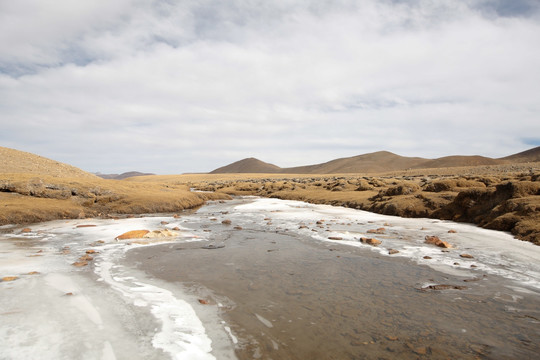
[0,173,230,225]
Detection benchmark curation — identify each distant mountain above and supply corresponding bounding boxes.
[411,155,500,169]
[210,158,281,174]
[281,151,428,174]
[0,146,97,178]
[95,171,155,180]
[500,146,540,163]
[210,146,540,174]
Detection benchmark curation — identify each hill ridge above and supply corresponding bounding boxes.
[210,146,540,174]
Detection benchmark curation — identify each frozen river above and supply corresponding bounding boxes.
[1,197,539,359]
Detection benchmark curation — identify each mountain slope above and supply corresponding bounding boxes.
[0,146,97,178]
[210,157,281,174]
[501,146,540,163]
[96,171,156,180]
[210,146,540,174]
[281,151,429,174]
[412,155,501,169]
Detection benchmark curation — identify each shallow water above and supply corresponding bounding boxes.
[128,197,540,359]
[1,197,539,359]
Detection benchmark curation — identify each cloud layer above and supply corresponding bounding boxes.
[1,0,539,173]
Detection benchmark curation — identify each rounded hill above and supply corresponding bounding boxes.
[0,146,96,178]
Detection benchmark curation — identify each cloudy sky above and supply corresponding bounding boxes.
[1,0,539,174]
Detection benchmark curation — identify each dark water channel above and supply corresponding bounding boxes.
[127,200,540,360]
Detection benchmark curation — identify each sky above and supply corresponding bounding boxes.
[1,0,540,174]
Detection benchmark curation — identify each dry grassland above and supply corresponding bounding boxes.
[0,173,230,225]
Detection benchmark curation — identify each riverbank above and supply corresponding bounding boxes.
[0,173,231,225]
[182,163,540,245]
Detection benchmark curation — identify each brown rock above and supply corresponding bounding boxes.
[367,227,385,234]
[26,271,40,275]
[221,219,232,225]
[386,335,398,341]
[299,225,308,229]
[160,221,169,225]
[424,235,452,248]
[448,229,457,233]
[173,214,180,218]
[172,226,180,231]
[76,224,97,228]
[360,237,382,246]
[85,249,97,254]
[328,236,343,240]
[316,220,324,225]
[115,230,150,240]
[2,276,18,282]
[460,253,474,259]
[79,255,93,261]
[198,299,210,305]
[413,347,428,355]
[234,226,243,230]
[72,261,88,267]
[423,256,432,259]
[388,249,399,255]
[21,228,31,233]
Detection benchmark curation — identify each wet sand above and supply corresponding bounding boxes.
[126,201,540,359]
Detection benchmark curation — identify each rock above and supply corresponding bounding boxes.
[221,219,232,225]
[21,228,31,233]
[388,249,399,255]
[316,220,324,225]
[198,299,210,305]
[160,221,169,225]
[460,253,474,259]
[72,261,88,267]
[360,237,382,246]
[173,214,180,218]
[202,244,225,250]
[424,235,451,248]
[423,256,432,259]
[234,226,243,230]
[79,255,93,261]
[115,230,150,240]
[172,226,180,231]
[65,292,73,296]
[26,271,40,275]
[421,284,467,291]
[367,227,385,234]
[299,225,308,229]
[413,347,428,355]
[386,335,398,341]
[2,276,18,282]
[76,224,97,228]
[448,229,457,233]
[85,250,97,254]
[328,236,343,240]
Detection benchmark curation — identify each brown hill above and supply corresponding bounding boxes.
[210,146,540,174]
[210,157,281,174]
[412,155,501,169]
[501,146,540,162]
[281,151,428,174]
[96,171,155,180]
[0,146,97,178]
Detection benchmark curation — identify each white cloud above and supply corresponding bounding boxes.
[1,0,539,173]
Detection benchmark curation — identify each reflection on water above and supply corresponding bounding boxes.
[129,198,540,360]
